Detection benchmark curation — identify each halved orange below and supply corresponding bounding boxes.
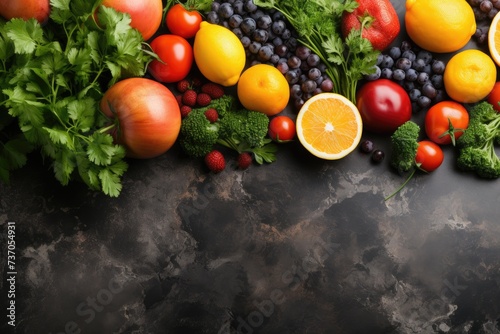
[296,93,363,160]
[489,11,500,67]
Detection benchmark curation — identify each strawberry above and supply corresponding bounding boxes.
[201,82,225,99]
[176,79,191,93]
[237,152,253,170]
[180,105,192,118]
[175,94,183,107]
[192,76,204,88]
[205,150,225,173]
[197,93,212,107]
[204,108,219,123]
[182,89,197,107]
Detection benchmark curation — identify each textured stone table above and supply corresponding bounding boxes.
[1,1,500,333]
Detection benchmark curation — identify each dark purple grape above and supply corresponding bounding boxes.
[281,29,292,40]
[219,3,234,18]
[417,95,432,109]
[417,72,430,85]
[272,20,286,35]
[295,46,312,60]
[422,83,437,99]
[240,17,256,35]
[294,98,305,110]
[211,2,220,12]
[240,36,251,48]
[431,74,443,89]
[252,29,269,43]
[433,89,447,103]
[257,15,272,29]
[269,54,280,64]
[380,68,393,79]
[307,54,321,67]
[388,47,401,60]
[301,80,317,93]
[285,69,300,84]
[371,150,385,163]
[258,45,273,61]
[232,28,243,39]
[285,37,298,50]
[290,84,302,98]
[431,60,446,74]
[229,14,243,28]
[405,68,418,82]
[248,41,261,54]
[392,69,406,81]
[308,67,322,81]
[417,50,433,64]
[233,0,245,15]
[320,79,334,92]
[402,50,416,62]
[206,11,219,24]
[401,41,412,51]
[287,55,301,69]
[480,0,493,12]
[275,44,288,57]
[409,88,421,101]
[380,55,394,68]
[276,61,289,74]
[360,139,375,153]
[489,8,498,19]
[395,57,412,70]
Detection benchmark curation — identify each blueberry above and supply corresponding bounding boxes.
[395,58,412,70]
[403,80,416,92]
[275,44,288,57]
[417,95,432,109]
[272,20,286,35]
[417,72,430,85]
[365,66,381,81]
[248,41,261,54]
[389,46,402,60]
[258,45,273,61]
[412,58,426,72]
[360,139,375,153]
[417,50,433,64]
[240,17,256,35]
[301,80,317,93]
[401,41,412,51]
[228,14,243,28]
[422,83,437,99]
[252,29,269,43]
[380,67,393,79]
[380,55,394,68]
[233,0,245,15]
[431,60,446,74]
[392,68,406,81]
[402,50,416,62]
[431,74,443,89]
[307,54,321,67]
[240,36,251,48]
[218,3,234,18]
[206,11,219,24]
[409,88,421,101]
[405,68,418,82]
[308,67,322,81]
[257,15,272,29]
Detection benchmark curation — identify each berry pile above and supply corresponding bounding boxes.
[175,78,225,118]
[364,41,447,113]
[468,0,500,43]
[205,0,334,111]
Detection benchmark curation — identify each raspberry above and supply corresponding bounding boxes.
[182,89,197,107]
[180,105,192,118]
[205,150,225,173]
[237,152,253,170]
[201,82,225,99]
[196,93,212,107]
[176,79,191,93]
[204,108,219,123]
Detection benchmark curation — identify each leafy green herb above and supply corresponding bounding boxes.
[0,0,156,196]
[254,0,379,103]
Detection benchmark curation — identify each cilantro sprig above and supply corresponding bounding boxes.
[0,0,156,196]
[254,0,379,104]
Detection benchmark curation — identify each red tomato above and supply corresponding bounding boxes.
[424,101,469,145]
[268,116,296,142]
[0,0,50,24]
[165,4,202,39]
[415,140,444,172]
[100,78,181,159]
[356,79,412,134]
[148,34,193,83]
[487,81,500,112]
[100,0,162,41]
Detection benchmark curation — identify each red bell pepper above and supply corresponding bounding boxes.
[341,0,400,51]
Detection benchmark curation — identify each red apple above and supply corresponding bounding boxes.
[0,0,50,24]
[100,0,162,41]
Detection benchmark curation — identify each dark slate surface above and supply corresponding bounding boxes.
[1,0,500,333]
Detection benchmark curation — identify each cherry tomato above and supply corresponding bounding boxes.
[148,34,193,83]
[487,81,500,112]
[415,140,444,172]
[165,4,202,39]
[0,0,50,24]
[424,101,469,145]
[100,0,163,41]
[356,79,412,134]
[268,116,296,142]
[100,78,181,159]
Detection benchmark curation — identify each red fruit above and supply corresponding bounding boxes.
[182,89,197,107]
[204,108,219,123]
[175,94,183,106]
[205,150,225,173]
[341,0,400,51]
[180,105,192,118]
[201,82,225,99]
[177,79,191,93]
[197,93,212,107]
[237,152,252,170]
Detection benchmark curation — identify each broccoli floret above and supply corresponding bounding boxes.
[389,121,420,173]
[456,102,500,179]
[178,109,219,158]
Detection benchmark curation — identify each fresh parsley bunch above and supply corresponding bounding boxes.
[0,0,156,196]
[254,0,379,104]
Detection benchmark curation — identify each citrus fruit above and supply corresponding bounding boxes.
[488,11,500,67]
[443,49,497,103]
[237,64,290,116]
[193,22,245,87]
[296,93,363,160]
[405,0,476,53]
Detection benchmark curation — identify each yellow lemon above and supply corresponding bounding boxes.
[296,93,363,160]
[237,64,290,116]
[488,10,500,66]
[193,22,245,87]
[405,0,476,53]
[444,49,497,103]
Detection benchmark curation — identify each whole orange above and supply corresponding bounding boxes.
[237,64,290,116]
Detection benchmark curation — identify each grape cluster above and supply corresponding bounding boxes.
[364,41,447,113]
[467,0,500,43]
[205,0,334,110]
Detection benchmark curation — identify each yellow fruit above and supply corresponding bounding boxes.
[488,10,500,66]
[405,0,476,53]
[444,49,497,103]
[237,64,290,116]
[193,22,245,86]
[296,93,363,160]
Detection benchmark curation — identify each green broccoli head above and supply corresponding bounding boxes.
[218,109,270,148]
[179,109,219,158]
[456,102,500,179]
[390,121,420,173]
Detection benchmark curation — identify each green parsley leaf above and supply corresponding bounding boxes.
[99,168,122,197]
[5,19,45,54]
